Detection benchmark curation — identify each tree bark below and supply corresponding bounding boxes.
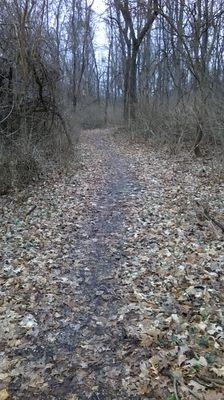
[129,46,138,120]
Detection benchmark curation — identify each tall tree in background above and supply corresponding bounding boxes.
[111,0,159,120]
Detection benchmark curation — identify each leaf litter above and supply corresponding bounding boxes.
[0,129,223,399]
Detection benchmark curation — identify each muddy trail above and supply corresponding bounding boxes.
[1,130,143,400]
[49,132,142,399]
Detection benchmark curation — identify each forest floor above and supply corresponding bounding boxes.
[0,129,224,400]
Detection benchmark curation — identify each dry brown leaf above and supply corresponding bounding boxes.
[211,366,224,377]
[0,389,9,400]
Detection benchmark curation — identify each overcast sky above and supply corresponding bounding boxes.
[92,0,106,14]
[92,0,107,52]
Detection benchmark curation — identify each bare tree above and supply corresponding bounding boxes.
[110,0,159,120]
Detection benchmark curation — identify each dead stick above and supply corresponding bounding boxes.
[26,205,37,216]
[196,374,224,388]
[188,389,202,400]
[204,209,224,233]
[195,201,224,233]
[173,376,180,400]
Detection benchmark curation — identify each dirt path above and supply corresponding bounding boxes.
[49,131,142,399]
[1,129,142,399]
[1,129,223,400]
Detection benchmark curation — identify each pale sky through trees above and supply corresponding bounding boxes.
[92,0,105,13]
[92,0,107,56]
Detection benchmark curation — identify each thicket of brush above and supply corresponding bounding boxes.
[0,2,77,195]
[103,0,224,163]
[0,0,107,195]
[128,90,224,157]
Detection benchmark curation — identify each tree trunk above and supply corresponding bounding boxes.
[129,47,138,120]
[194,123,203,156]
[123,51,131,119]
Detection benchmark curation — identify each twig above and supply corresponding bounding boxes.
[26,205,37,216]
[195,201,224,234]
[203,208,224,233]
[0,102,14,124]
[188,389,202,400]
[208,220,220,239]
[196,374,224,388]
[173,376,180,400]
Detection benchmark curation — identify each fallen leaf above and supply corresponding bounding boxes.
[0,389,9,400]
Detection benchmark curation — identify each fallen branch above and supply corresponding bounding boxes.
[26,205,37,216]
[196,374,224,389]
[195,201,224,234]
[0,101,15,125]
[173,376,180,400]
